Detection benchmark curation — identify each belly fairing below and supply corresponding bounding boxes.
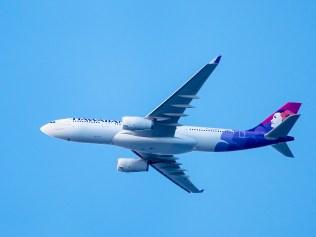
[112,132,197,155]
[175,127,226,152]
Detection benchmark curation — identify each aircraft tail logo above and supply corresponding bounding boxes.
[249,102,302,134]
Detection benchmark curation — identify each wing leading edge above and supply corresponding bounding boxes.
[146,56,221,137]
[133,151,203,193]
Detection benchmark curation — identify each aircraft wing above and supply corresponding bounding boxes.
[133,151,203,193]
[146,56,221,136]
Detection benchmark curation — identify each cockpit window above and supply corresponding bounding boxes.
[50,121,56,123]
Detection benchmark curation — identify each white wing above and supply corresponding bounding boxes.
[133,151,203,193]
[146,56,221,136]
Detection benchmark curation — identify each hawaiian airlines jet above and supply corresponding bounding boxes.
[40,56,301,193]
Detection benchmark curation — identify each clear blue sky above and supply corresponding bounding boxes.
[1,1,315,236]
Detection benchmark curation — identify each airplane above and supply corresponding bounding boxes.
[40,56,302,193]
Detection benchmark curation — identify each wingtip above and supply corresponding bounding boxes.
[210,55,221,64]
[194,189,204,193]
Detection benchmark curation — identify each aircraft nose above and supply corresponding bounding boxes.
[40,124,51,135]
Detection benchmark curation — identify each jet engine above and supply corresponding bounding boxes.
[117,158,149,172]
[122,116,153,131]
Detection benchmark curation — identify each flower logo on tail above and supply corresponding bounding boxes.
[271,110,294,128]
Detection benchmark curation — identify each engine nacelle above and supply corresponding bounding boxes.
[117,158,149,172]
[122,116,153,131]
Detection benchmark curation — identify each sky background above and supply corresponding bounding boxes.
[1,0,316,236]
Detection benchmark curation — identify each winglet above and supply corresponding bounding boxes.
[190,188,204,193]
[210,55,221,64]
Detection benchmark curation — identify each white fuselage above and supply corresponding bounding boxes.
[40,118,231,155]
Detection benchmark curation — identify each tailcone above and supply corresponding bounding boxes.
[277,136,294,143]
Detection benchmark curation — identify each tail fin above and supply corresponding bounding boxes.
[265,114,300,139]
[266,114,300,158]
[249,102,302,158]
[248,102,302,134]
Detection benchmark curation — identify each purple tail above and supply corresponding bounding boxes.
[248,102,302,133]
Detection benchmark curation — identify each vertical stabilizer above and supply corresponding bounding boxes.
[249,102,301,133]
[265,114,300,139]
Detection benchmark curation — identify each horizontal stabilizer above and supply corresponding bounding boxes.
[265,114,300,139]
[272,142,294,158]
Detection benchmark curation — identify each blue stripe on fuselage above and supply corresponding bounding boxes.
[214,131,292,152]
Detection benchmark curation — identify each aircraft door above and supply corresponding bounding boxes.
[239,131,245,138]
